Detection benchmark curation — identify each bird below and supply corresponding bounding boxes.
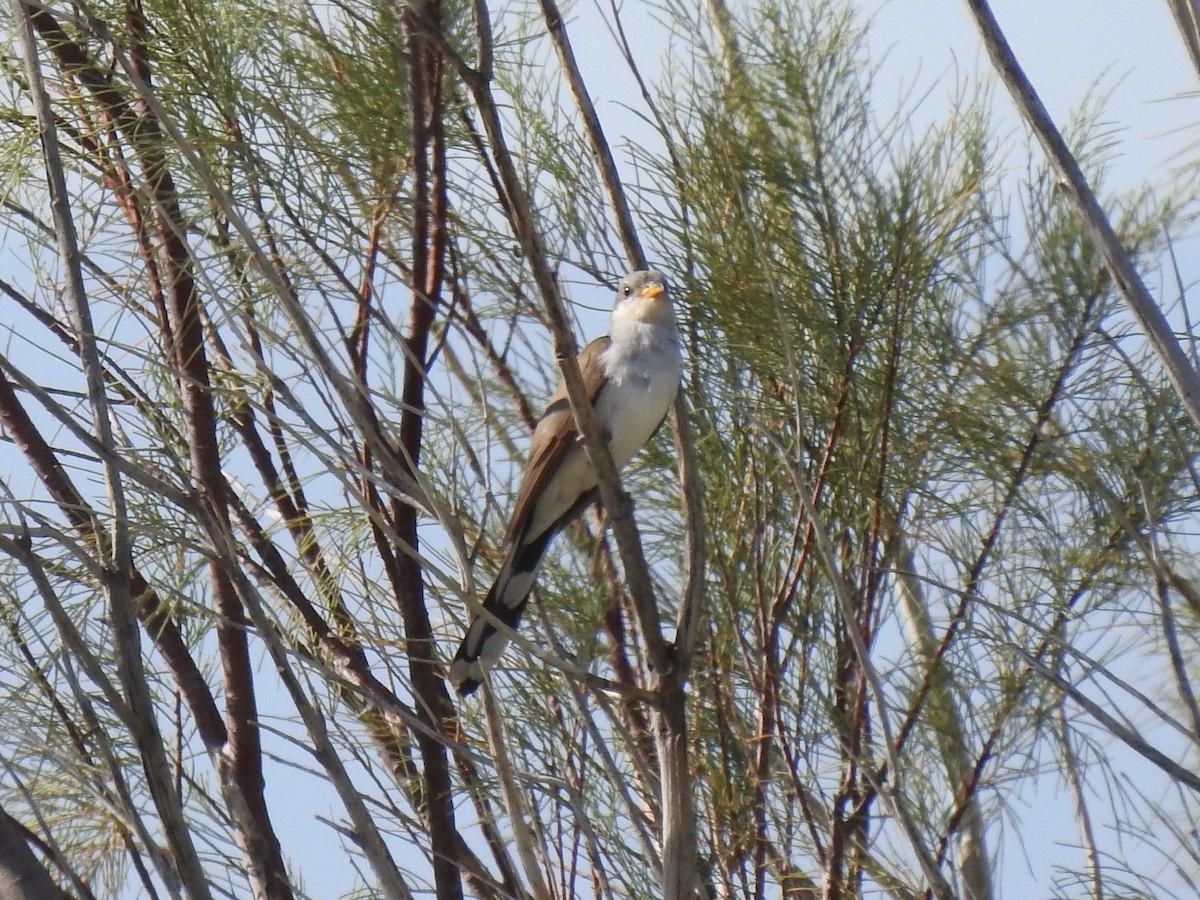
[449,270,682,696]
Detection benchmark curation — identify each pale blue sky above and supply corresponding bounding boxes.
[269,1,1200,896]
[265,1,1200,897]
[547,2,1200,898]
[5,1,1191,896]
[869,0,1199,183]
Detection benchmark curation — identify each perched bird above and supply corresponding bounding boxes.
[450,270,682,695]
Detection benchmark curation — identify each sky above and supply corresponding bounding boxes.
[565,1,1200,897]
[270,1,1200,896]
[867,0,1200,187]
[4,0,1198,897]
[113,1,1200,897]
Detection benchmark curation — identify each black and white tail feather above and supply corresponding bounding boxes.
[449,501,586,695]
[449,539,547,696]
[448,271,681,696]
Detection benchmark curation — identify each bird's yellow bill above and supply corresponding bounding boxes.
[641,283,664,299]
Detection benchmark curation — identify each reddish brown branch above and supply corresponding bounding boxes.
[0,365,227,748]
[387,4,463,898]
[349,205,389,385]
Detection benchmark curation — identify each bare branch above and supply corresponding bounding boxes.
[1022,650,1200,794]
[1166,0,1200,80]
[0,804,70,900]
[482,687,553,900]
[965,0,1200,433]
[537,0,645,269]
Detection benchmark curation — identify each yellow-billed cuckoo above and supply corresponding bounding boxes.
[450,270,682,695]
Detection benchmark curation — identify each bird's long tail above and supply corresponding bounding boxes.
[449,530,553,695]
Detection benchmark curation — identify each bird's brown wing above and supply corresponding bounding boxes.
[504,335,611,546]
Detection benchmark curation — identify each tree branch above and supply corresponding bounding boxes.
[965,0,1200,432]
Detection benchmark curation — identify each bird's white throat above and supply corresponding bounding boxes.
[604,297,681,384]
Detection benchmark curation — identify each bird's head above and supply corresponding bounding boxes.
[613,270,674,328]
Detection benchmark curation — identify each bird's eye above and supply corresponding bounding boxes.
[622,285,633,296]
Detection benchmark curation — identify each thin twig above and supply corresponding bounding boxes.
[482,686,554,900]
[1055,691,1104,899]
[538,0,645,269]
[229,569,416,900]
[1021,650,1200,794]
[1155,574,1200,744]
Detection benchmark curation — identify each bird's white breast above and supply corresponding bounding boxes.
[523,301,681,541]
[597,318,682,467]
